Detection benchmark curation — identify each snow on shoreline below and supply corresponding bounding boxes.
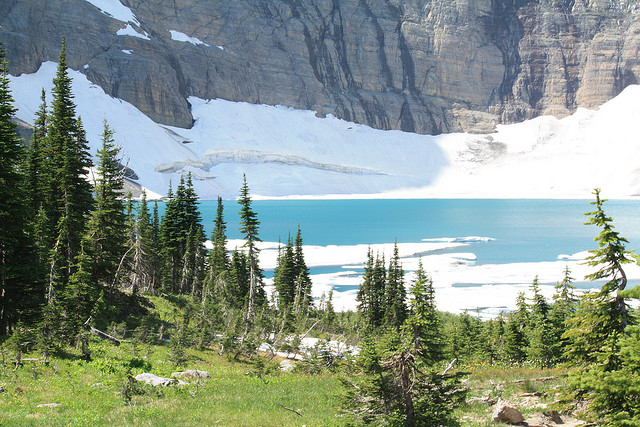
[215,238,640,317]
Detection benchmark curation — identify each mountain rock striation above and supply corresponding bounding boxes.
[2,0,640,135]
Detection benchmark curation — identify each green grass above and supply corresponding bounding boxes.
[455,362,569,426]
[0,340,345,426]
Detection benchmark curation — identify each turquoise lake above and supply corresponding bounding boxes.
[199,198,640,266]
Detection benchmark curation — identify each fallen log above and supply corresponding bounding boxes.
[90,327,121,346]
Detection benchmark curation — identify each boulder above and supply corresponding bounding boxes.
[491,398,525,424]
[134,372,187,387]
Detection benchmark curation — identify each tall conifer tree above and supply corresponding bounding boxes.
[385,242,407,329]
[45,38,93,302]
[405,259,443,364]
[237,175,264,320]
[207,196,230,286]
[292,225,312,316]
[130,191,154,293]
[86,121,126,290]
[0,46,43,334]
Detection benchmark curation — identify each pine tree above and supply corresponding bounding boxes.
[86,121,127,290]
[159,181,181,292]
[560,191,640,423]
[0,45,43,334]
[384,242,407,330]
[404,259,443,364]
[357,248,387,329]
[206,196,230,288]
[526,276,553,366]
[548,266,576,362]
[292,225,312,316]
[273,234,296,311]
[564,189,635,368]
[64,244,97,338]
[24,89,47,215]
[45,38,94,303]
[130,191,154,293]
[160,175,204,294]
[228,249,250,309]
[503,292,529,363]
[237,175,264,321]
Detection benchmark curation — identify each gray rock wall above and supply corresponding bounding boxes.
[2,0,639,134]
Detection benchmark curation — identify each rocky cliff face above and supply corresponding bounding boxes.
[2,0,640,134]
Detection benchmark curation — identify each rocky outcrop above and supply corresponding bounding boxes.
[2,0,640,134]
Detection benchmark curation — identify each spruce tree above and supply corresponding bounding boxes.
[86,120,127,290]
[357,248,378,328]
[228,249,250,309]
[564,189,635,368]
[292,226,312,316]
[130,191,154,293]
[548,266,576,362]
[274,234,296,311]
[206,196,230,289]
[503,292,529,363]
[404,259,443,364]
[384,242,407,330]
[560,191,640,423]
[25,89,47,215]
[526,276,553,366]
[0,46,43,334]
[237,175,264,321]
[45,38,93,304]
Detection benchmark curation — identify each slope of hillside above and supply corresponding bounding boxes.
[9,61,640,200]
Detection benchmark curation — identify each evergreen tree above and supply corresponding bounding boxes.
[548,266,576,362]
[503,292,529,363]
[560,192,640,423]
[526,276,553,366]
[404,259,443,364]
[237,175,264,321]
[86,121,127,290]
[0,45,43,334]
[206,196,230,290]
[343,330,466,426]
[228,249,250,309]
[159,182,180,291]
[273,234,296,311]
[446,310,484,363]
[564,189,635,369]
[357,249,387,329]
[130,191,154,293]
[180,224,205,296]
[150,201,161,291]
[159,174,205,294]
[384,242,407,330]
[292,225,312,316]
[64,244,97,338]
[486,315,506,363]
[25,88,47,214]
[45,38,94,304]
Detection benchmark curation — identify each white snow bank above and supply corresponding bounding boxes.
[116,24,150,40]
[10,60,640,200]
[85,0,140,25]
[169,30,209,46]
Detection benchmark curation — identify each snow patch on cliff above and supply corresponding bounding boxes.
[169,30,209,46]
[85,0,140,25]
